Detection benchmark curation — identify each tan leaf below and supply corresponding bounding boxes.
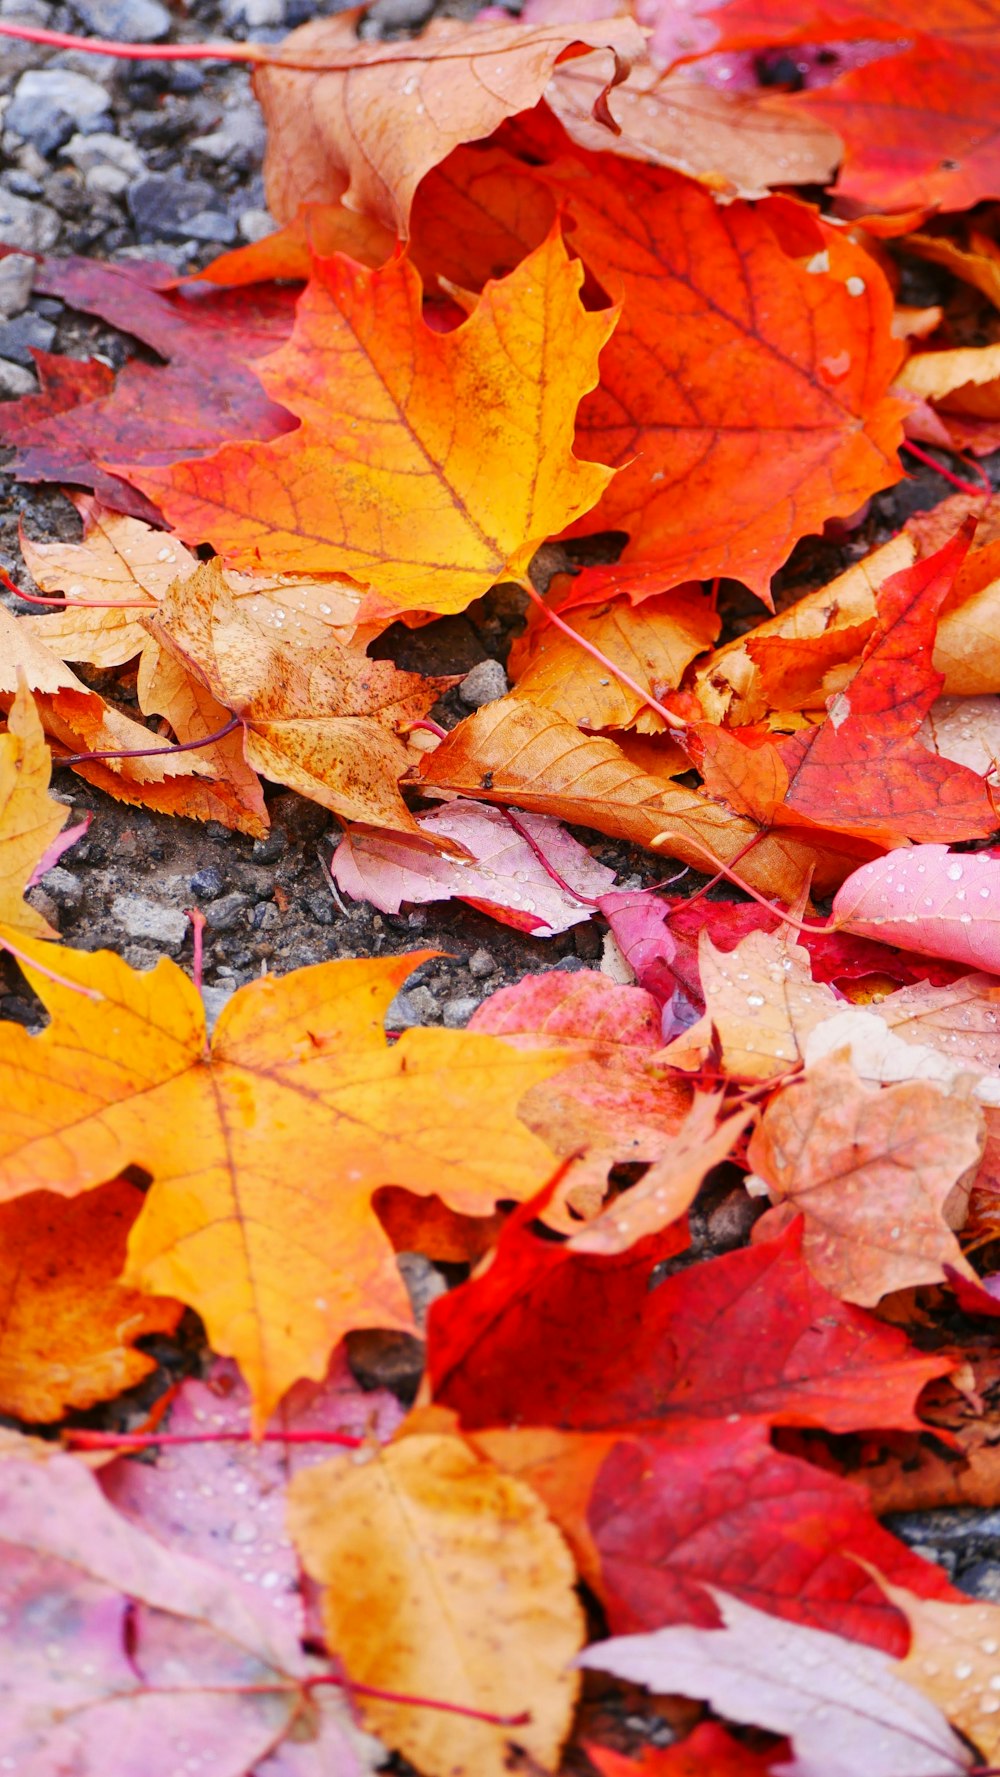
[255,9,643,233]
[287,1431,584,1777]
[547,52,841,198]
[0,681,70,938]
[658,927,840,1080]
[891,1581,1000,1765]
[747,1058,984,1304]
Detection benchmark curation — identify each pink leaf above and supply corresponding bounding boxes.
[332,800,615,936]
[833,845,1000,972]
[27,813,90,887]
[579,1588,971,1777]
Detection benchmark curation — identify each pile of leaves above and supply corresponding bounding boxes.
[9,0,1000,1771]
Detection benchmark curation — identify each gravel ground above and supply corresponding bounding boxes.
[3,0,1000,1684]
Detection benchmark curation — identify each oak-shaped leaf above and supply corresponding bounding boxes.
[579,1588,971,1777]
[288,1430,584,1777]
[119,229,617,611]
[0,1446,373,1777]
[0,939,564,1426]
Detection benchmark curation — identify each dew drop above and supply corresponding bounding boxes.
[948,861,964,880]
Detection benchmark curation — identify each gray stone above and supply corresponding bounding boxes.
[442,994,481,1028]
[201,983,236,1036]
[71,0,170,37]
[385,984,439,1029]
[112,893,188,950]
[0,188,59,251]
[252,829,285,863]
[191,107,266,166]
[0,357,35,397]
[7,70,110,154]
[183,210,238,246]
[396,1251,447,1330]
[190,865,225,900]
[25,886,59,929]
[360,0,435,35]
[468,947,496,979]
[458,658,508,708]
[63,130,146,197]
[0,311,55,367]
[252,899,280,932]
[0,0,53,20]
[220,0,284,29]
[705,1187,760,1253]
[204,891,249,932]
[127,173,223,243]
[0,253,35,319]
[238,207,274,244]
[41,867,83,910]
[346,1327,424,1402]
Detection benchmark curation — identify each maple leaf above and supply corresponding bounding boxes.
[331,800,615,936]
[658,926,840,1080]
[287,1429,584,1777]
[545,49,841,199]
[508,588,719,734]
[468,968,693,1216]
[0,1178,181,1423]
[0,1445,373,1777]
[0,679,73,939]
[541,158,906,601]
[699,522,999,847]
[147,562,449,831]
[906,225,1000,313]
[428,1216,953,1436]
[832,845,1000,970]
[579,1587,971,1777]
[419,694,866,898]
[0,939,565,1425]
[0,256,297,515]
[747,1057,983,1303]
[117,230,616,611]
[253,9,644,233]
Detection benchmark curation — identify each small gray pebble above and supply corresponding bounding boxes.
[396,1251,448,1330]
[0,252,35,320]
[63,131,146,183]
[112,894,188,950]
[190,865,224,900]
[120,944,166,971]
[0,188,60,252]
[128,174,222,243]
[468,947,496,979]
[25,886,59,929]
[458,658,508,709]
[182,210,238,246]
[0,356,36,397]
[8,70,110,147]
[41,866,83,910]
[0,311,55,368]
[705,1188,760,1253]
[360,0,435,34]
[238,207,274,243]
[252,830,285,863]
[201,983,236,1035]
[386,985,439,1028]
[71,0,170,38]
[204,891,249,932]
[442,994,481,1028]
[252,900,280,932]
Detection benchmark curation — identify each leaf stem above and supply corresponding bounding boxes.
[59,714,241,765]
[65,1426,365,1449]
[0,565,152,609]
[901,440,990,499]
[0,931,103,1000]
[500,807,600,905]
[521,582,689,731]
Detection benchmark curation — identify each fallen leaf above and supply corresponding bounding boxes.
[420,695,867,898]
[331,800,615,935]
[588,1419,959,1650]
[595,888,682,1008]
[832,845,1000,971]
[120,230,616,611]
[0,1178,182,1422]
[103,1353,403,1630]
[545,158,906,600]
[906,226,1000,313]
[747,1057,983,1303]
[585,1723,785,1777]
[578,1587,971,1777]
[658,927,839,1080]
[0,939,564,1425]
[546,51,841,198]
[254,9,643,232]
[567,1095,750,1254]
[287,1430,584,1777]
[0,1446,372,1777]
[0,679,72,938]
[918,694,1000,777]
[428,1216,953,1435]
[148,562,451,831]
[509,588,719,733]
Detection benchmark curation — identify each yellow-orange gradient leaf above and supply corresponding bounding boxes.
[891,1581,1000,1765]
[0,1178,182,1423]
[254,8,643,233]
[287,1431,583,1777]
[0,941,565,1426]
[0,681,70,938]
[121,230,617,612]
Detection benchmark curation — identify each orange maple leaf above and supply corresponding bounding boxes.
[117,229,617,612]
[0,940,564,1427]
